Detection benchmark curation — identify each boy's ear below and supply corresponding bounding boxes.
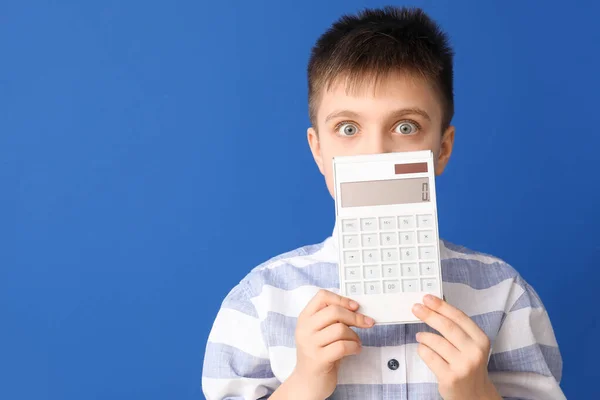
[436,125,455,176]
[307,126,325,176]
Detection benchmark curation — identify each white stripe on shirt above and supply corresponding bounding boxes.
[490,371,567,399]
[208,308,268,358]
[202,376,279,399]
[493,306,559,353]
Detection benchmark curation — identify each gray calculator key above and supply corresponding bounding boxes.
[343,235,359,248]
[381,248,399,262]
[361,218,377,231]
[418,230,434,244]
[362,233,378,247]
[345,267,361,280]
[380,232,398,246]
[342,219,359,232]
[383,264,399,278]
[401,247,417,261]
[383,280,401,293]
[379,216,396,230]
[344,251,360,264]
[422,278,438,293]
[363,250,379,263]
[417,214,434,228]
[346,282,362,295]
[402,279,419,292]
[398,215,415,229]
[399,231,415,245]
[419,246,436,260]
[364,265,381,279]
[420,262,436,276]
[401,263,418,277]
[364,281,382,295]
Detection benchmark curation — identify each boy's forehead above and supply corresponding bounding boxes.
[317,71,442,122]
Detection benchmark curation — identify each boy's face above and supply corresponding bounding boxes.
[307,72,455,198]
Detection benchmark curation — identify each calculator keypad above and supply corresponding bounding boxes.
[341,214,439,295]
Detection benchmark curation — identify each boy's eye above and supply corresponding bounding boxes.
[395,121,419,135]
[337,123,358,136]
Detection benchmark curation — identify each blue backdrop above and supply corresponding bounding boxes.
[2,1,598,399]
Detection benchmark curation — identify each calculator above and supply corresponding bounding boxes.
[333,150,443,324]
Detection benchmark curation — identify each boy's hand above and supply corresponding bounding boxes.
[290,289,375,400]
[412,294,502,400]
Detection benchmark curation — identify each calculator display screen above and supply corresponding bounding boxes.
[340,177,430,208]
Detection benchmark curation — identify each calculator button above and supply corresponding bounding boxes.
[402,279,419,292]
[380,232,398,246]
[342,219,359,232]
[398,215,415,229]
[344,251,360,264]
[382,264,399,278]
[345,267,361,280]
[364,265,381,279]
[364,281,382,295]
[401,247,417,261]
[419,246,436,260]
[417,215,434,228]
[381,248,399,262]
[346,282,362,295]
[420,262,436,276]
[379,216,396,230]
[418,230,434,244]
[401,263,418,277]
[361,233,378,247]
[343,235,359,248]
[399,231,415,245]
[422,278,438,293]
[383,280,401,293]
[361,218,377,231]
[362,250,379,263]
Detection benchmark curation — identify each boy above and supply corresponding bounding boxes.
[202,6,564,400]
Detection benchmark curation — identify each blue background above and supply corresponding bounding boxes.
[2,1,598,399]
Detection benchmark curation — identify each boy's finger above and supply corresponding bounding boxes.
[311,304,373,331]
[314,322,361,347]
[422,294,489,347]
[302,289,358,318]
[415,331,460,364]
[412,303,471,351]
[322,340,362,363]
[417,342,450,378]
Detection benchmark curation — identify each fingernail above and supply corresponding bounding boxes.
[349,300,359,309]
[424,294,439,305]
[364,316,374,326]
[413,303,424,313]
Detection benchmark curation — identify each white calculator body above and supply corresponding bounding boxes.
[333,150,443,324]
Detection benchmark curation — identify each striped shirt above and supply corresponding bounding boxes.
[202,226,565,399]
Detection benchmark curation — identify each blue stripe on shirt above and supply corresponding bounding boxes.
[203,342,274,379]
[489,343,562,382]
[260,310,505,348]
[221,281,259,318]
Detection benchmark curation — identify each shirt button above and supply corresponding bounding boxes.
[387,358,399,370]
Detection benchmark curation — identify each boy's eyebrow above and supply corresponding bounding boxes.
[324,108,432,123]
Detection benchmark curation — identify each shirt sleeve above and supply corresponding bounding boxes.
[488,275,565,399]
[202,280,280,400]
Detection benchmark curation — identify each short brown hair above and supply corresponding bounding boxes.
[307,6,455,132]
